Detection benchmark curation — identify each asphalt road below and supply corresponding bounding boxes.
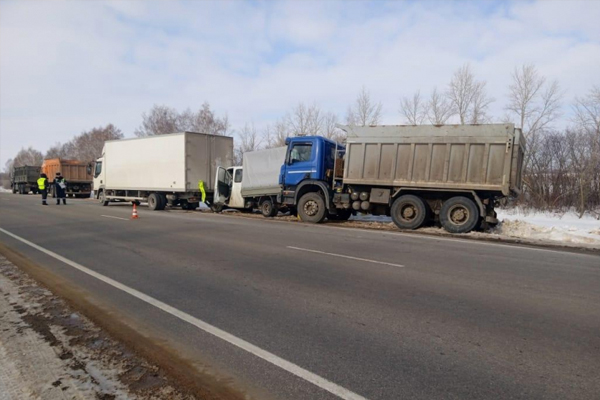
[1,192,599,400]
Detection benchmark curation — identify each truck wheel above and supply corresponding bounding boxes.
[260,198,277,218]
[210,203,224,213]
[148,193,161,210]
[328,209,352,221]
[99,190,109,206]
[391,195,427,230]
[157,194,167,210]
[440,196,479,234]
[298,192,326,223]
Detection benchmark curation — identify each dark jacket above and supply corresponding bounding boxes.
[54,177,67,194]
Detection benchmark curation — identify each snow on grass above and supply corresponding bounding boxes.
[494,208,600,246]
[351,209,600,247]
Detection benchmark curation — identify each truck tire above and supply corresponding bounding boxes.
[99,190,109,206]
[260,198,277,218]
[328,209,352,221]
[148,193,161,210]
[157,194,167,210]
[210,203,224,213]
[391,194,427,230]
[298,192,327,223]
[440,196,479,234]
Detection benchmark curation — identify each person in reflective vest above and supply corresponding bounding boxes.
[37,173,49,206]
[53,172,68,205]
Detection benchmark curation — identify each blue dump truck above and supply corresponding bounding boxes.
[214,124,525,233]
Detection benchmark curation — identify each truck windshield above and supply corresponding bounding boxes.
[94,162,102,178]
[289,143,312,163]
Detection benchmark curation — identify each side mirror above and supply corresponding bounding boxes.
[86,164,92,175]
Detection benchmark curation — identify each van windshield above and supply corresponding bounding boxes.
[94,161,102,178]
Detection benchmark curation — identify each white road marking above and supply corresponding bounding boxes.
[287,246,405,268]
[100,215,129,221]
[0,227,367,400]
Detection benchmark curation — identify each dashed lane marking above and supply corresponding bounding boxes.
[287,246,405,268]
[100,215,130,221]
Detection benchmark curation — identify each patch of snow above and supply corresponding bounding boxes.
[0,187,12,193]
[351,209,600,247]
[495,209,600,246]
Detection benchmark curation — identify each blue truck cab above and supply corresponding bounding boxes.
[278,136,348,222]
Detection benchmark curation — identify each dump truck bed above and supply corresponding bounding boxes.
[42,159,92,183]
[341,124,525,196]
[13,166,41,183]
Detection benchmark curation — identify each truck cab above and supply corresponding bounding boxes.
[279,136,346,221]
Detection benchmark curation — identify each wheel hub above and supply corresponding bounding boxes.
[401,205,416,220]
[449,206,468,224]
[304,200,319,216]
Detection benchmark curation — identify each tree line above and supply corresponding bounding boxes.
[3,64,598,216]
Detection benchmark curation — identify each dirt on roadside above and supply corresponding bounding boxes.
[0,245,248,400]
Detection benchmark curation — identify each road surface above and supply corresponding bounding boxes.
[0,192,599,400]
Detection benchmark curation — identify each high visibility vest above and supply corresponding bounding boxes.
[37,178,46,190]
[198,180,206,203]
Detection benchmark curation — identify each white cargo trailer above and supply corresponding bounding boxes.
[94,132,233,210]
[213,146,287,216]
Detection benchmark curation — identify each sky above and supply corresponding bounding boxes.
[1,0,599,167]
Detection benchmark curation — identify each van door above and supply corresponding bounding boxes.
[228,167,245,208]
[214,167,232,205]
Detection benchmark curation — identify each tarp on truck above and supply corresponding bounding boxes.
[241,146,287,197]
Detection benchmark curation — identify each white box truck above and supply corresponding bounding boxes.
[94,132,233,210]
[213,146,287,216]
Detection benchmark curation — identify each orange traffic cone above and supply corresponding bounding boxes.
[131,204,139,219]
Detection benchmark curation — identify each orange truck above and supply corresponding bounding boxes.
[42,158,93,198]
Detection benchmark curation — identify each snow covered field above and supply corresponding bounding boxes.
[351,209,600,248]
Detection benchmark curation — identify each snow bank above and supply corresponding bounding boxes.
[0,187,11,193]
[351,209,600,247]
[494,209,600,246]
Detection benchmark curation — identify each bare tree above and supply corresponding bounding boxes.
[400,91,428,125]
[264,119,289,149]
[70,124,124,162]
[469,82,494,124]
[286,103,324,137]
[135,103,229,137]
[346,86,382,126]
[235,123,262,164]
[45,142,72,159]
[505,64,562,138]
[447,64,493,124]
[322,112,345,142]
[427,87,453,125]
[11,147,44,168]
[187,102,230,136]
[134,105,180,137]
[573,86,600,136]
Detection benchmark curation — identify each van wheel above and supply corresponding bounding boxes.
[391,195,427,230]
[148,193,161,210]
[298,192,326,223]
[98,190,109,206]
[260,198,277,217]
[440,196,479,233]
